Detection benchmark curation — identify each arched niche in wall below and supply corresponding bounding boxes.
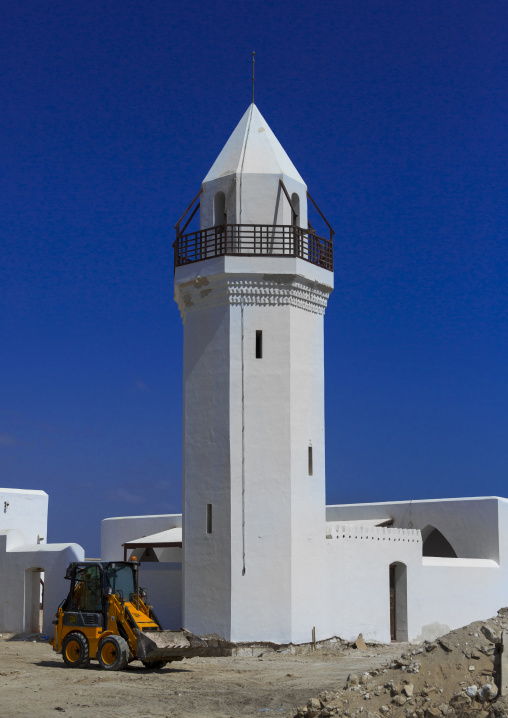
[421,525,458,558]
[214,191,226,226]
[291,193,300,226]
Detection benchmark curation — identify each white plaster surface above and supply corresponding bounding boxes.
[200,105,308,232]
[321,497,507,643]
[203,105,304,185]
[0,489,85,634]
[177,135,333,641]
[0,534,84,634]
[0,488,48,547]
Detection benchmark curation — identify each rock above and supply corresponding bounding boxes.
[354,634,367,650]
[426,643,438,653]
[325,697,344,711]
[364,693,371,700]
[347,674,360,688]
[425,707,441,718]
[437,703,450,715]
[391,684,402,696]
[307,698,321,717]
[319,709,337,717]
[479,645,495,656]
[318,692,336,705]
[407,661,421,674]
[421,688,436,698]
[295,708,308,717]
[469,665,476,672]
[396,657,412,667]
[449,692,472,710]
[438,639,453,652]
[489,698,508,718]
[482,626,501,644]
[479,684,499,702]
[465,685,478,698]
[360,673,371,685]
[379,707,390,715]
[412,648,424,655]
[403,685,415,698]
[393,695,407,706]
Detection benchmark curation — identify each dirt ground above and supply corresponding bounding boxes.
[0,635,405,718]
[3,611,506,718]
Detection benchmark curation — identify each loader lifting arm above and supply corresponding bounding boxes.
[50,560,206,671]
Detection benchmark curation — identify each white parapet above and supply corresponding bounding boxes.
[326,522,422,543]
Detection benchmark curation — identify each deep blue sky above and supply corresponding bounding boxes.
[1,1,507,556]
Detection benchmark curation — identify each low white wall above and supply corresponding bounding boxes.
[319,526,422,644]
[326,497,500,561]
[0,536,85,634]
[101,514,182,561]
[410,558,501,641]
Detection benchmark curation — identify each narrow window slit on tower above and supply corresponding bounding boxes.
[206,504,213,534]
[255,330,263,359]
[308,446,313,476]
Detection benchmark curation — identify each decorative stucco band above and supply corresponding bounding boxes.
[177,273,332,321]
[326,523,422,543]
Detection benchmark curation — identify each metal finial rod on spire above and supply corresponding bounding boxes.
[252,51,255,104]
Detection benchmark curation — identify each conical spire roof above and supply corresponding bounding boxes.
[203,104,305,185]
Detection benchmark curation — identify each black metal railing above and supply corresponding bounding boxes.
[173,224,333,272]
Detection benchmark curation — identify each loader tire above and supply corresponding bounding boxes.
[142,660,168,670]
[97,635,129,671]
[62,632,90,668]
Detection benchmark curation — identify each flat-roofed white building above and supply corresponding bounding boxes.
[0,488,84,634]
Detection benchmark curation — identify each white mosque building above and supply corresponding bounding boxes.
[3,104,507,643]
[101,104,508,645]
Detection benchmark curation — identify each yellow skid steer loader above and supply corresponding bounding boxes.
[51,561,206,670]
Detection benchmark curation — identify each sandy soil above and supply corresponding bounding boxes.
[0,635,404,718]
[3,611,506,718]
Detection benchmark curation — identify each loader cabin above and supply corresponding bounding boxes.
[63,561,142,615]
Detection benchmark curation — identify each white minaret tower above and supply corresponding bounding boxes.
[174,104,334,644]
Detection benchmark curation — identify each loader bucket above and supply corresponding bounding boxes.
[134,628,207,663]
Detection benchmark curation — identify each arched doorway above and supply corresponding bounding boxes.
[24,568,44,633]
[389,562,408,641]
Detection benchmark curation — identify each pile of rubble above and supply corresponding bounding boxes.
[294,608,508,718]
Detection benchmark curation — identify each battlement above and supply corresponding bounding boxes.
[326,522,422,543]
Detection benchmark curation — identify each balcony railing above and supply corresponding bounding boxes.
[173,224,333,272]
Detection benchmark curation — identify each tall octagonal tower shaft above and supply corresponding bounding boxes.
[174,104,334,643]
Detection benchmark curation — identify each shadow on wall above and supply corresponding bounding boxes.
[422,526,458,558]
